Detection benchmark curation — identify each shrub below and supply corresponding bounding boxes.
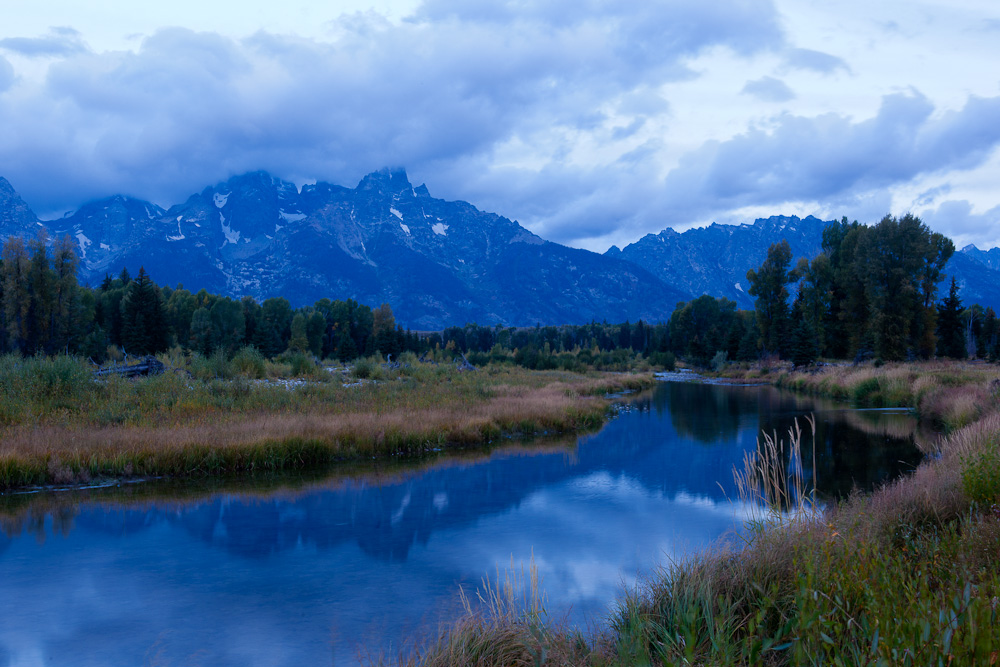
[352,357,375,379]
[851,376,882,405]
[230,346,266,379]
[190,349,232,380]
[649,350,676,371]
[287,351,322,378]
[711,350,728,372]
[962,445,1000,505]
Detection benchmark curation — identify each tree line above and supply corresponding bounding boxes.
[747,213,998,363]
[666,214,998,367]
[1,213,996,368]
[0,231,427,362]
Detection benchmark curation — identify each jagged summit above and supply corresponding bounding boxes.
[358,167,413,195]
[3,174,999,323]
[0,176,41,236]
[0,168,685,329]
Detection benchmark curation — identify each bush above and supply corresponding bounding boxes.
[351,357,375,379]
[190,349,232,380]
[649,351,676,371]
[230,346,266,379]
[287,351,321,378]
[962,445,1000,505]
[711,350,728,372]
[851,376,882,405]
[0,355,93,402]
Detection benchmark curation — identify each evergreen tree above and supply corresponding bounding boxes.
[189,307,213,355]
[747,240,794,357]
[936,278,966,359]
[372,303,396,356]
[50,234,81,354]
[2,237,30,353]
[120,267,168,355]
[251,320,283,358]
[306,311,326,357]
[26,232,54,354]
[335,328,358,361]
[288,312,310,353]
[210,297,245,354]
[788,307,819,368]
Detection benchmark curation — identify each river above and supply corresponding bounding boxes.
[0,380,926,666]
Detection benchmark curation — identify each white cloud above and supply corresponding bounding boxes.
[0,27,89,58]
[741,75,795,102]
[919,200,1000,252]
[0,55,14,92]
[781,47,850,75]
[0,1,998,252]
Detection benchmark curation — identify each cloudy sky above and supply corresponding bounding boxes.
[1,0,999,252]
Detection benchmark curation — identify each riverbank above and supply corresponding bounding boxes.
[0,354,654,491]
[385,361,1000,666]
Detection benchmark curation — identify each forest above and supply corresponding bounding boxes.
[0,213,995,369]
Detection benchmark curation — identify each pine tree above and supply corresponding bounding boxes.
[26,232,54,354]
[372,303,396,356]
[288,312,310,352]
[189,307,213,355]
[50,235,80,354]
[120,267,167,355]
[2,237,30,354]
[747,240,794,357]
[936,278,966,359]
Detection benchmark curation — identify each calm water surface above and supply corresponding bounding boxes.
[0,381,925,666]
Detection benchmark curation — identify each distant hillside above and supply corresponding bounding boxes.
[609,215,1000,313]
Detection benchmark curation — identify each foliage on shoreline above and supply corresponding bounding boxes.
[0,353,654,490]
[378,362,1000,666]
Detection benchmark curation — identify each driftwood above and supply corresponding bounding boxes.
[455,352,476,372]
[94,355,165,378]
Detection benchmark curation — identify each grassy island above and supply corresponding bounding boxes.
[383,361,1000,667]
[0,353,654,490]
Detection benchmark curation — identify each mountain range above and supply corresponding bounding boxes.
[1,169,998,329]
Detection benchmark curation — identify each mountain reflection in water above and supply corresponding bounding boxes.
[0,382,924,666]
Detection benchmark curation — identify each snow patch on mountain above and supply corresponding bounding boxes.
[214,193,230,208]
[75,231,91,258]
[390,207,403,220]
[221,213,240,245]
[432,222,448,236]
[400,223,410,235]
[279,210,306,223]
[167,220,185,241]
[735,282,744,293]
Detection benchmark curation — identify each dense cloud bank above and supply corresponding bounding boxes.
[0,1,998,251]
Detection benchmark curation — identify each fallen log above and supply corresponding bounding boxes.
[94,355,165,378]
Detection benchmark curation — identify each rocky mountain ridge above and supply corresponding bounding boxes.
[2,170,998,327]
[609,214,1000,313]
[2,169,687,329]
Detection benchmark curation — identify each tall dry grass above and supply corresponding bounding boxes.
[0,356,654,489]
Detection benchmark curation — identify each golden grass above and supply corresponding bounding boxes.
[0,362,654,489]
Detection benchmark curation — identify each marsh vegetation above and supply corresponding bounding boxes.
[0,352,653,490]
[380,362,1000,666]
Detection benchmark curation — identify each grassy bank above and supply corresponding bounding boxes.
[385,362,1000,666]
[0,354,653,490]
